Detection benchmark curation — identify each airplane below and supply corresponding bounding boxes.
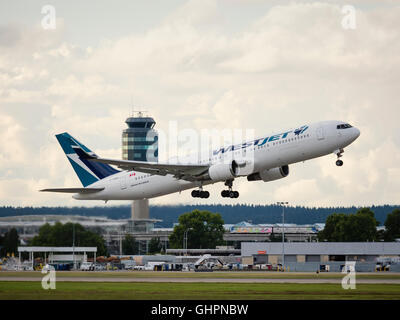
[40,120,360,200]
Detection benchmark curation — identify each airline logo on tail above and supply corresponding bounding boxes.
[56,133,119,187]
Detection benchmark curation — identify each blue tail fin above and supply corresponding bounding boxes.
[56,132,120,187]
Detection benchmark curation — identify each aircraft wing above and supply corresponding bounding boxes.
[40,188,105,193]
[72,146,210,181]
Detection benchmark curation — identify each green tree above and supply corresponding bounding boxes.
[148,237,162,254]
[347,208,378,241]
[317,213,347,241]
[384,209,400,241]
[31,222,107,256]
[318,208,378,242]
[168,209,225,249]
[0,228,20,256]
[122,234,138,255]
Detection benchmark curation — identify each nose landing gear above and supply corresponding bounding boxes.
[334,149,344,166]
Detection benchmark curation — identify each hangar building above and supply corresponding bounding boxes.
[241,242,400,264]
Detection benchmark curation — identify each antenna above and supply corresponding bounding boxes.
[132,110,148,118]
[128,97,149,118]
[130,96,135,117]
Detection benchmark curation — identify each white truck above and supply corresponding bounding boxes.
[80,262,94,271]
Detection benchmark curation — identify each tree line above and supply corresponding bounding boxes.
[318,208,400,242]
[0,222,107,257]
[1,204,399,226]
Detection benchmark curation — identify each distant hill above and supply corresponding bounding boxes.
[0,204,398,227]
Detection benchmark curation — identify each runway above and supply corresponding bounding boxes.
[1,276,400,284]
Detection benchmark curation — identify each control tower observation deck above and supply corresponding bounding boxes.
[122,112,158,162]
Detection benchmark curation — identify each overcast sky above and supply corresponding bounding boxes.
[0,0,399,208]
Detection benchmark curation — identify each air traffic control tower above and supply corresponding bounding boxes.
[122,111,159,231]
[122,112,158,162]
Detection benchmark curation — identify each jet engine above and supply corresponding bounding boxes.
[208,161,239,181]
[247,165,289,182]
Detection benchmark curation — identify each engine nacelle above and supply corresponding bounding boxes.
[247,165,289,182]
[208,161,239,181]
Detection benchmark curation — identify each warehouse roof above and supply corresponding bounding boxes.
[241,242,400,255]
[18,246,97,253]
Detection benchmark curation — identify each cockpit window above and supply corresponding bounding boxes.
[337,123,353,129]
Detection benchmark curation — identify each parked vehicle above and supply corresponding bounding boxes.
[80,262,95,271]
[133,265,145,271]
[94,263,105,271]
[13,265,24,271]
[375,262,391,271]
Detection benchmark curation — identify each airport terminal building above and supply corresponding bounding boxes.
[0,215,323,254]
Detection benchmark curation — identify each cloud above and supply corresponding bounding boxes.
[319,139,400,205]
[0,113,26,167]
[273,179,324,206]
[0,1,399,207]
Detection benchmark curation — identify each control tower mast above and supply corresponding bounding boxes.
[122,111,158,225]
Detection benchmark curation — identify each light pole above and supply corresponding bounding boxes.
[119,232,123,256]
[183,228,192,255]
[72,223,76,270]
[277,202,289,270]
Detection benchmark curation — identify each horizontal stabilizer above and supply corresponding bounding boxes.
[40,188,104,194]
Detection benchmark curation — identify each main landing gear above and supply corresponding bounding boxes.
[221,180,239,198]
[191,180,240,199]
[191,189,210,198]
[335,149,344,166]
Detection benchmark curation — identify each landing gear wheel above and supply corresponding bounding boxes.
[192,189,209,198]
[200,191,210,198]
[191,190,200,197]
[336,159,343,166]
[222,190,239,198]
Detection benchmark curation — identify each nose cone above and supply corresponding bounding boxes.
[354,127,361,139]
[347,127,360,145]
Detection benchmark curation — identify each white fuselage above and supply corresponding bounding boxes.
[73,120,360,201]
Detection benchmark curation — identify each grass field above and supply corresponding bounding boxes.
[0,271,400,299]
[1,281,400,300]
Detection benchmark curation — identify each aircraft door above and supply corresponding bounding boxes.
[316,127,325,140]
[120,176,127,190]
